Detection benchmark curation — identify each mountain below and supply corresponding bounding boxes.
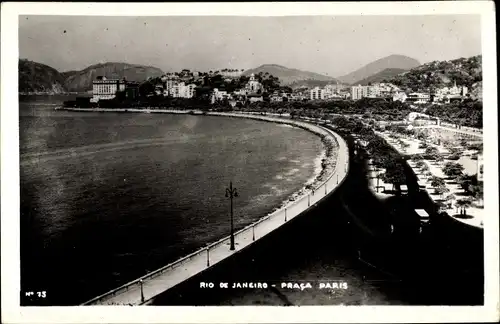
[353,68,407,86]
[386,55,482,92]
[243,64,338,86]
[19,60,165,94]
[338,55,420,85]
[63,62,164,92]
[19,59,67,94]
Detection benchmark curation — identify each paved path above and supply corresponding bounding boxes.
[413,124,483,138]
[84,118,349,305]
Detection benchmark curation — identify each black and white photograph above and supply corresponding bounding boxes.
[1,2,498,323]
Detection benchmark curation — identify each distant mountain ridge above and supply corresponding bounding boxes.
[243,64,339,86]
[63,62,164,92]
[338,55,420,85]
[18,60,165,93]
[353,68,408,86]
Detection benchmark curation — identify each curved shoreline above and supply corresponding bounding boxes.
[57,107,340,218]
[73,107,347,305]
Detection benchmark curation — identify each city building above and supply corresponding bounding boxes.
[170,82,196,98]
[220,69,243,78]
[310,87,325,100]
[211,88,229,103]
[124,82,140,99]
[245,74,263,93]
[406,92,430,104]
[270,95,283,102]
[164,76,179,96]
[91,76,126,102]
[393,92,407,102]
[350,85,369,100]
[247,94,264,103]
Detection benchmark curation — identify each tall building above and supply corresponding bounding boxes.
[310,87,325,100]
[170,82,196,98]
[91,76,126,102]
[350,85,369,100]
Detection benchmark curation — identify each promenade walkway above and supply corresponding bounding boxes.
[413,124,483,138]
[379,132,483,229]
[82,114,349,305]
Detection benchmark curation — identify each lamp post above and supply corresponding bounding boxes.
[225,181,238,251]
[139,279,144,303]
[206,245,210,267]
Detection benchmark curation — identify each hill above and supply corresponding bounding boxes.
[243,64,338,86]
[385,55,482,92]
[19,59,67,94]
[63,62,164,92]
[352,68,407,86]
[338,55,420,85]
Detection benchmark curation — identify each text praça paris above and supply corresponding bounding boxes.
[199,282,348,290]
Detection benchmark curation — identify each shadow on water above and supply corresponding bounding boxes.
[151,133,483,306]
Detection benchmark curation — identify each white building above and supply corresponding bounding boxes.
[220,70,243,78]
[270,95,283,102]
[91,76,126,102]
[393,92,407,102]
[211,88,229,103]
[170,82,196,98]
[351,85,369,100]
[310,87,325,100]
[245,74,263,93]
[406,92,430,104]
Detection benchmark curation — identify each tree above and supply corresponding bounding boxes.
[412,154,424,162]
[415,160,425,169]
[416,132,429,142]
[433,153,445,164]
[430,176,446,188]
[424,146,439,158]
[455,198,473,216]
[381,162,407,194]
[444,193,456,209]
[470,182,484,207]
[434,184,450,199]
[442,162,464,178]
[456,173,477,193]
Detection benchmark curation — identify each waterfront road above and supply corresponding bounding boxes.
[85,118,349,305]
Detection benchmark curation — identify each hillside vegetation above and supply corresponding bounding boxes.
[353,68,407,86]
[243,64,337,86]
[385,55,482,92]
[19,59,67,94]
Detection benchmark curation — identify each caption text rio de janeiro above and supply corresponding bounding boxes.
[199,281,349,290]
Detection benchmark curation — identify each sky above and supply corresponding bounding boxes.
[18,15,482,77]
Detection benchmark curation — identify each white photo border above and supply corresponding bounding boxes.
[1,1,498,323]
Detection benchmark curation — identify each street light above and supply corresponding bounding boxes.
[139,279,144,303]
[225,181,238,251]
